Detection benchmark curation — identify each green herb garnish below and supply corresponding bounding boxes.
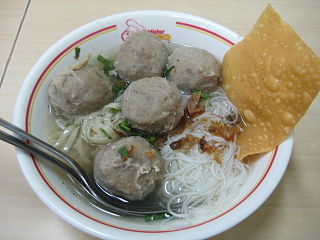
[144,213,171,222]
[200,92,209,100]
[97,54,112,64]
[132,130,145,138]
[118,145,128,158]
[65,123,72,127]
[99,128,112,139]
[109,108,120,114]
[104,63,115,72]
[97,54,115,73]
[161,65,175,78]
[74,47,81,59]
[146,136,156,144]
[191,90,209,100]
[113,85,127,97]
[131,129,156,144]
[118,121,132,134]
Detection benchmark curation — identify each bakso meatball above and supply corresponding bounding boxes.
[121,77,184,134]
[94,136,164,201]
[48,56,113,118]
[114,30,167,81]
[167,47,220,92]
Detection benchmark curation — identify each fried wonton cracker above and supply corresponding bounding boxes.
[222,5,320,160]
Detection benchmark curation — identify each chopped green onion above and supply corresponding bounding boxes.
[97,54,113,64]
[99,128,112,139]
[200,92,209,100]
[74,47,80,59]
[103,64,115,72]
[144,213,171,222]
[146,136,156,144]
[191,90,209,100]
[97,54,115,73]
[118,145,128,158]
[131,129,156,144]
[132,130,145,138]
[65,123,72,127]
[118,121,132,134]
[113,84,128,97]
[109,108,120,114]
[161,65,175,78]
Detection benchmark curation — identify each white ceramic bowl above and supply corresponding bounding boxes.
[13,10,293,240]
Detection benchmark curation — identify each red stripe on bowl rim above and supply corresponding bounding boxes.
[176,21,235,46]
[25,23,278,233]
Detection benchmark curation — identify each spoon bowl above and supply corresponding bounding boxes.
[0,118,168,216]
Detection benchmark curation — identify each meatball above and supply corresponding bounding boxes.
[114,30,167,81]
[167,47,220,92]
[121,77,184,134]
[48,55,113,118]
[94,136,164,201]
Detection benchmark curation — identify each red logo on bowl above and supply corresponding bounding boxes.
[121,19,171,41]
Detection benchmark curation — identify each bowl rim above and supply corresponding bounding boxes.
[13,10,293,240]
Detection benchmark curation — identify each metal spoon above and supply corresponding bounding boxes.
[0,118,168,217]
